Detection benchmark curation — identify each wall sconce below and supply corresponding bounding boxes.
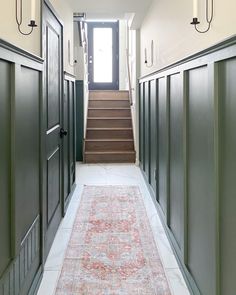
[16,0,37,36]
[191,0,214,33]
[144,40,154,68]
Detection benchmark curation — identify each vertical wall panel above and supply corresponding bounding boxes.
[219,58,236,295]
[144,82,150,181]
[139,83,144,170]
[150,79,157,194]
[0,60,11,276]
[158,78,168,216]
[187,66,216,295]
[69,81,75,186]
[169,73,184,251]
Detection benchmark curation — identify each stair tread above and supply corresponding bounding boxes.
[88,117,132,120]
[88,107,130,110]
[85,151,135,154]
[85,139,134,142]
[87,128,132,130]
[89,99,129,101]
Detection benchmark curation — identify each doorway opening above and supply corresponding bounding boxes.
[87,21,119,90]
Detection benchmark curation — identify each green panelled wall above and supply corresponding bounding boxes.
[149,79,157,195]
[139,36,236,295]
[169,73,184,253]
[0,37,77,294]
[158,77,168,218]
[0,40,43,295]
[0,60,11,278]
[75,80,84,162]
[219,58,236,295]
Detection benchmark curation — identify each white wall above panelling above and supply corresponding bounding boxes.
[68,0,153,28]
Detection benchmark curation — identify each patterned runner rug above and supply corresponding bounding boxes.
[55,185,171,295]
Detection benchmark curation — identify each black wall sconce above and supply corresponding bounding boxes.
[144,40,154,68]
[16,0,37,35]
[191,0,214,33]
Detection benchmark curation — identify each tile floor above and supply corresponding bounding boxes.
[37,163,190,295]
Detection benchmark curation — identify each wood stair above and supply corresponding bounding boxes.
[84,90,136,163]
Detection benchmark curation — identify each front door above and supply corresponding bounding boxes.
[42,1,64,259]
[87,21,119,90]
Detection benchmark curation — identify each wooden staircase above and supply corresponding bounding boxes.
[84,90,136,163]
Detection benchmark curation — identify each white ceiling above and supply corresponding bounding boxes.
[68,0,153,28]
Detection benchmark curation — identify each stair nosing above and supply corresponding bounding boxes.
[85,139,134,142]
[87,117,132,120]
[88,107,130,110]
[85,151,136,154]
[87,127,132,130]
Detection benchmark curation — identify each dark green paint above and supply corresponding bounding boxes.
[149,79,157,194]
[0,60,11,276]
[139,35,236,295]
[158,77,168,216]
[169,73,184,252]
[187,66,216,295]
[219,58,236,295]
[75,80,84,161]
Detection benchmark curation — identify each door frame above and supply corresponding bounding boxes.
[41,0,64,264]
[87,21,119,90]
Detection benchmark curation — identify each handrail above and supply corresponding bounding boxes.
[126,48,133,106]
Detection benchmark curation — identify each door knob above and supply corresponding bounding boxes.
[60,128,68,138]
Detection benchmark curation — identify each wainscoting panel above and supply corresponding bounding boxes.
[169,73,184,253]
[187,66,216,295]
[0,60,11,277]
[219,57,236,295]
[149,79,157,195]
[0,39,43,295]
[139,83,145,171]
[139,36,236,295]
[158,77,168,218]
[144,82,150,181]
[75,80,84,162]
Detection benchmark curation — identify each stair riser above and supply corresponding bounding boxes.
[88,109,131,117]
[87,130,133,139]
[87,119,132,128]
[85,141,134,151]
[89,91,129,100]
[85,153,136,163]
[89,100,130,108]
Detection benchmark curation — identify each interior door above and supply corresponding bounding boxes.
[42,1,64,259]
[87,21,119,90]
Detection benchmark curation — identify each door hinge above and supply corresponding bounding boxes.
[154,169,157,180]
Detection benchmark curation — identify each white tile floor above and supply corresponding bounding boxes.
[37,163,190,295]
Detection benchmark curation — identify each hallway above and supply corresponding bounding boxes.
[37,164,190,295]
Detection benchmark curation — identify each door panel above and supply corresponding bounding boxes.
[63,81,70,206]
[88,22,119,90]
[43,2,63,259]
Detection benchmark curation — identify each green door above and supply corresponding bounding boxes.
[42,2,64,259]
